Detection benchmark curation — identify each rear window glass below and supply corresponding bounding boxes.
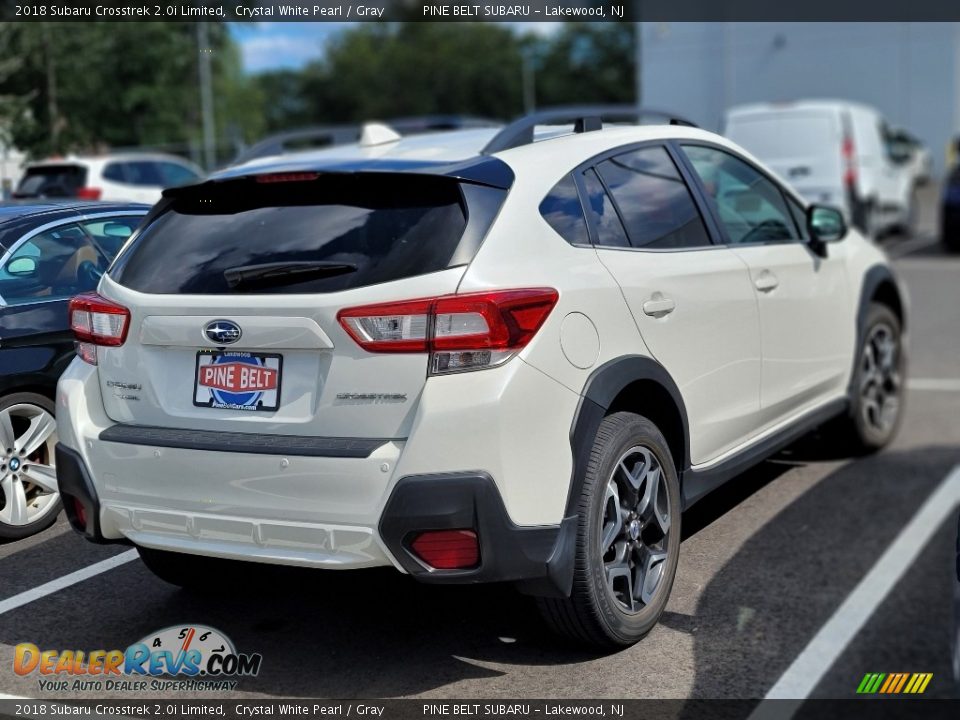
[110,174,472,294]
[15,165,87,198]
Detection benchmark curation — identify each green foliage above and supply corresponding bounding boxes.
[258,22,636,132]
[0,22,638,160]
[531,23,636,107]
[0,22,263,163]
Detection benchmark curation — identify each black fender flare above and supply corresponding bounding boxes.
[848,264,905,398]
[565,355,691,517]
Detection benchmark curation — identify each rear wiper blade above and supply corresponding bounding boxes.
[224,261,357,290]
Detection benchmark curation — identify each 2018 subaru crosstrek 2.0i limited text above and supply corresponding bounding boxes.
[56,110,907,647]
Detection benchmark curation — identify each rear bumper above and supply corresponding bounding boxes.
[55,443,573,595]
[55,355,580,591]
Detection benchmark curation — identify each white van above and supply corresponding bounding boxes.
[724,100,916,237]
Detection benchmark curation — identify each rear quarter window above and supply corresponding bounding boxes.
[15,165,87,198]
[539,175,588,245]
[110,174,492,295]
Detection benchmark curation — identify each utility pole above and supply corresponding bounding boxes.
[522,49,536,114]
[634,18,643,110]
[41,23,60,153]
[197,21,216,170]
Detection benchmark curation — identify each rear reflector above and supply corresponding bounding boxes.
[75,187,102,200]
[842,136,857,187]
[69,293,131,363]
[338,288,558,373]
[410,529,480,570]
[72,497,88,528]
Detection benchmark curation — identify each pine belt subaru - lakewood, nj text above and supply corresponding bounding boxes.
[54,109,906,647]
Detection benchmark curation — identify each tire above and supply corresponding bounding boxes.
[137,546,246,590]
[832,303,905,453]
[0,392,61,541]
[943,214,960,254]
[537,412,681,648]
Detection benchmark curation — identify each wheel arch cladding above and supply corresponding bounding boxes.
[867,273,905,332]
[850,265,905,394]
[567,356,690,519]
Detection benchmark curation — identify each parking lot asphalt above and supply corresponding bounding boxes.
[0,185,957,703]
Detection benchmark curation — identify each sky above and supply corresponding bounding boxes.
[230,22,560,73]
[231,23,342,72]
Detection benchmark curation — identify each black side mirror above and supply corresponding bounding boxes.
[807,205,847,256]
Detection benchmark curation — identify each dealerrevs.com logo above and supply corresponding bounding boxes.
[14,624,262,692]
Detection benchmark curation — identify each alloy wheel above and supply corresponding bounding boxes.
[599,445,671,613]
[859,322,902,435]
[0,404,59,527]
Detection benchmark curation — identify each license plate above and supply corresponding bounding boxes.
[193,351,282,412]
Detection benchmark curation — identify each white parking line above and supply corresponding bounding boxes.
[749,464,960,717]
[908,378,960,392]
[0,550,137,617]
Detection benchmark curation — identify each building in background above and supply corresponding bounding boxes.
[641,22,959,177]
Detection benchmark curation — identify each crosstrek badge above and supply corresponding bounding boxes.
[194,351,282,412]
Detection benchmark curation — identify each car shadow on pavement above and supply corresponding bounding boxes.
[2,446,957,699]
[669,444,960,707]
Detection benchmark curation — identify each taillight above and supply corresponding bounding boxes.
[69,293,131,364]
[842,136,856,188]
[337,288,558,374]
[75,187,102,200]
[410,529,480,570]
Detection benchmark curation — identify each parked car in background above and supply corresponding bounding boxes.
[0,201,148,540]
[888,127,933,186]
[14,154,204,205]
[232,115,500,165]
[724,100,917,237]
[55,107,905,647]
[942,162,960,253]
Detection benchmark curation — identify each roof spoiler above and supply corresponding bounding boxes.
[481,105,698,155]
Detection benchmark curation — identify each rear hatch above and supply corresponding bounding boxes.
[14,164,88,198]
[96,171,506,440]
[725,110,844,204]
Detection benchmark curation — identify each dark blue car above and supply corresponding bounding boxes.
[941,167,960,253]
[0,201,148,540]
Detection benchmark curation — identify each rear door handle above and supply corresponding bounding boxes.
[754,271,779,293]
[642,296,676,317]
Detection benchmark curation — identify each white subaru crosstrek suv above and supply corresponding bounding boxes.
[55,108,906,648]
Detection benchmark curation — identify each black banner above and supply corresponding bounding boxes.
[0,700,959,720]
[7,0,960,22]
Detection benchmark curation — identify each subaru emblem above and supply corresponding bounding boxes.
[204,320,242,345]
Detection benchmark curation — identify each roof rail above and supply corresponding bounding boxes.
[481,105,698,155]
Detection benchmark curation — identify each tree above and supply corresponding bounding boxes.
[297,23,526,124]
[249,22,639,133]
[0,22,263,165]
[530,23,636,108]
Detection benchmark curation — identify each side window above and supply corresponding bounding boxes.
[125,162,165,187]
[159,162,201,188]
[581,168,630,248]
[0,225,102,305]
[596,147,711,249]
[539,175,589,245]
[681,145,799,245]
[80,215,142,259]
[103,163,127,183]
